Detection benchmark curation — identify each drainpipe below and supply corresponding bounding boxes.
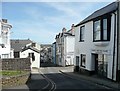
[112,12,117,80]
[116,0,120,82]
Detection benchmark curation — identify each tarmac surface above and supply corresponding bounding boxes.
[59,67,120,90]
[2,62,120,91]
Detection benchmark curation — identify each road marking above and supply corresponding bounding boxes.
[39,69,56,91]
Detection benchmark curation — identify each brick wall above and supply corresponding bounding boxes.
[2,58,31,71]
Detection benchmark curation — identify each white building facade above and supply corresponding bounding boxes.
[0,19,13,59]
[74,2,120,81]
[20,47,40,68]
[63,35,75,66]
[55,25,75,66]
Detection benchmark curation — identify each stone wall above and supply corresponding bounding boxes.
[2,73,30,88]
[2,58,31,71]
[0,58,31,88]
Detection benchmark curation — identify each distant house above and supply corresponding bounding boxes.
[11,39,33,58]
[55,24,75,66]
[40,44,52,63]
[21,46,40,68]
[11,39,41,68]
[0,19,13,59]
[52,42,56,64]
[74,1,120,81]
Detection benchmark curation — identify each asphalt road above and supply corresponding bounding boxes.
[40,62,111,90]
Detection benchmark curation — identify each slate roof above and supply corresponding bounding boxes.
[40,44,52,48]
[75,2,118,27]
[21,46,40,53]
[11,39,33,52]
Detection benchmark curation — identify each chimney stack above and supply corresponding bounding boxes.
[71,24,75,35]
[62,27,66,33]
[2,19,7,23]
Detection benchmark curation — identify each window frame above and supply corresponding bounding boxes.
[79,25,85,42]
[2,54,9,58]
[93,15,111,42]
[80,54,86,68]
[29,53,35,61]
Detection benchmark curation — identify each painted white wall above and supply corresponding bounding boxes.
[20,49,40,68]
[0,20,12,59]
[65,36,75,66]
[74,12,118,81]
[10,49,14,58]
[63,36,75,66]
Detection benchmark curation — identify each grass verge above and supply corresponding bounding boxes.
[0,70,28,76]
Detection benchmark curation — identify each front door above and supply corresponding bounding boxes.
[94,54,98,74]
[75,56,79,72]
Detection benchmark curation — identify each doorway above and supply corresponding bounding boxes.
[75,56,79,72]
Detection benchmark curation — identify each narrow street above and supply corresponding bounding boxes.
[40,62,113,90]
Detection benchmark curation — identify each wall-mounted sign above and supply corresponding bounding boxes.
[91,49,111,55]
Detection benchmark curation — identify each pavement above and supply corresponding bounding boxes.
[59,66,120,90]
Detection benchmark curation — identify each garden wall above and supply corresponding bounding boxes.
[2,58,31,71]
[0,58,31,88]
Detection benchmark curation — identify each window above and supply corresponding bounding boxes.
[93,15,111,41]
[2,34,8,44]
[79,26,85,42]
[2,54,9,58]
[98,54,108,77]
[81,54,86,67]
[93,20,101,41]
[14,52,20,58]
[29,53,35,61]
[103,19,107,40]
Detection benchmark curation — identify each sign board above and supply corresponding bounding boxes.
[91,49,111,55]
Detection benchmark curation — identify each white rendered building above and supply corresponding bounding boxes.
[0,19,13,59]
[74,2,120,81]
[55,25,75,66]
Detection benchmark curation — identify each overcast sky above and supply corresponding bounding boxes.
[2,0,115,44]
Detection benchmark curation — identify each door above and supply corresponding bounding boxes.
[94,54,98,74]
[75,56,79,72]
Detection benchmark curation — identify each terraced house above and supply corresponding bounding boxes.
[74,1,120,82]
[55,24,75,66]
[0,19,13,59]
